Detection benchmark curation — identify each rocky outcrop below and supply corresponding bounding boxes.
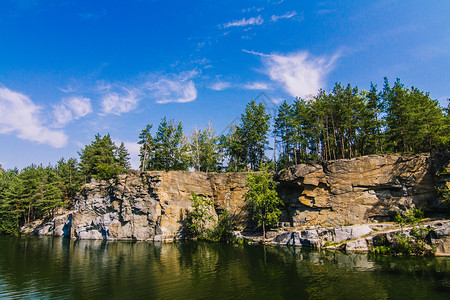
[277,154,443,227]
[34,171,249,241]
[266,220,450,256]
[28,153,449,245]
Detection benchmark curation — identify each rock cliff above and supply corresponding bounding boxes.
[277,153,444,227]
[68,171,249,241]
[26,153,449,244]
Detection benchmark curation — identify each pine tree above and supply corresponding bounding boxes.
[79,134,127,180]
[0,169,22,234]
[274,101,294,167]
[239,100,271,170]
[147,117,189,171]
[224,125,248,172]
[138,124,153,171]
[116,142,131,171]
[56,157,83,202]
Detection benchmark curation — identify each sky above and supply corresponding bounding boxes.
[0,0,449,170]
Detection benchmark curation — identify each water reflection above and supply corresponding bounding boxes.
[0,236,449,299]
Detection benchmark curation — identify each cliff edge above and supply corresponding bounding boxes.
[24,153,449,245]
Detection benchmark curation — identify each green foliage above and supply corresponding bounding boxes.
[56,158,83,202]
[224,100,270,171]
[223,125,248,172]
[185,192,214,239]
[370,245,391,255]
[138,124,153,171]
[382,78,444,153]
[390,233,435,256]
[245,164,282,238]
[189,122,222,172]
[395,208,424,226]
[273,79,447,169]
[184,192,235,242]
[0,169,21,234]
[371,230,435,257]
[207,210,234,242]
[436,183,450,206]
[79,134,130,180]
[142,117,190,171]
[372,213,435,256]
[0,161,79,234]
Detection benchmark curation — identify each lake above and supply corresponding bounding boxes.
[0,235,449,299]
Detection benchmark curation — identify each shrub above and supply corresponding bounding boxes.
[395,208,424,226]
[207,210,234,242]
[184,192,214,239]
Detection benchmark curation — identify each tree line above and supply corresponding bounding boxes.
[138,78,448,172]
[0,134,131,234]
[1,77,448,234]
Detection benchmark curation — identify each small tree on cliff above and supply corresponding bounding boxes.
[185,192,215,239]
[245,164,282,239]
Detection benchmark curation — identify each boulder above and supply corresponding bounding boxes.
[345,239,369,252]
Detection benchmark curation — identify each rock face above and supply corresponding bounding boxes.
[277,154,442,227]
[30,153,448,243]
[66,171,249,241]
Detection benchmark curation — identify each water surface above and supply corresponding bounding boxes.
[0,235,449,299]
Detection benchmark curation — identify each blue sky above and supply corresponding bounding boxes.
[1,0,449,169]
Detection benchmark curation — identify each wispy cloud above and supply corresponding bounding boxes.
[144,71,198,104]
[58,85,75,93]
[221,16,263,28]
[101,88,140,115]
[53,96,92,127]
[210,81,231,91]
[245,50,340,98]
[96,70,199,113]
[242,7,264,13]
[209,79,271,91]
[271,11,297,22]
[241,82,271,90]
[0,86,67,147]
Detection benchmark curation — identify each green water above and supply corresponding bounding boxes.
[0,236,449,299]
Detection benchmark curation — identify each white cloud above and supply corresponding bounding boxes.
[53,96,92,127]
[58,86,75,93]
[144,71,198,104]
[53,104,72,127]
[271,11,297,22]
[0,86,67,148]
[67,96,92,118]
[210,81,232,91]
[241,82,271,90]
[221,16,263,28]
[247,50,339,98]
[101,89,140,115]
[96,80,112,91]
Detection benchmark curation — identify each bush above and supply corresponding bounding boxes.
[207,210,234,242]
[395,208,424,226]
[184,192,214,239]
[370,229,435,256]
[391,233,435,256]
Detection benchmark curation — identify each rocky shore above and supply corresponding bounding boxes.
[22,153,450,255]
